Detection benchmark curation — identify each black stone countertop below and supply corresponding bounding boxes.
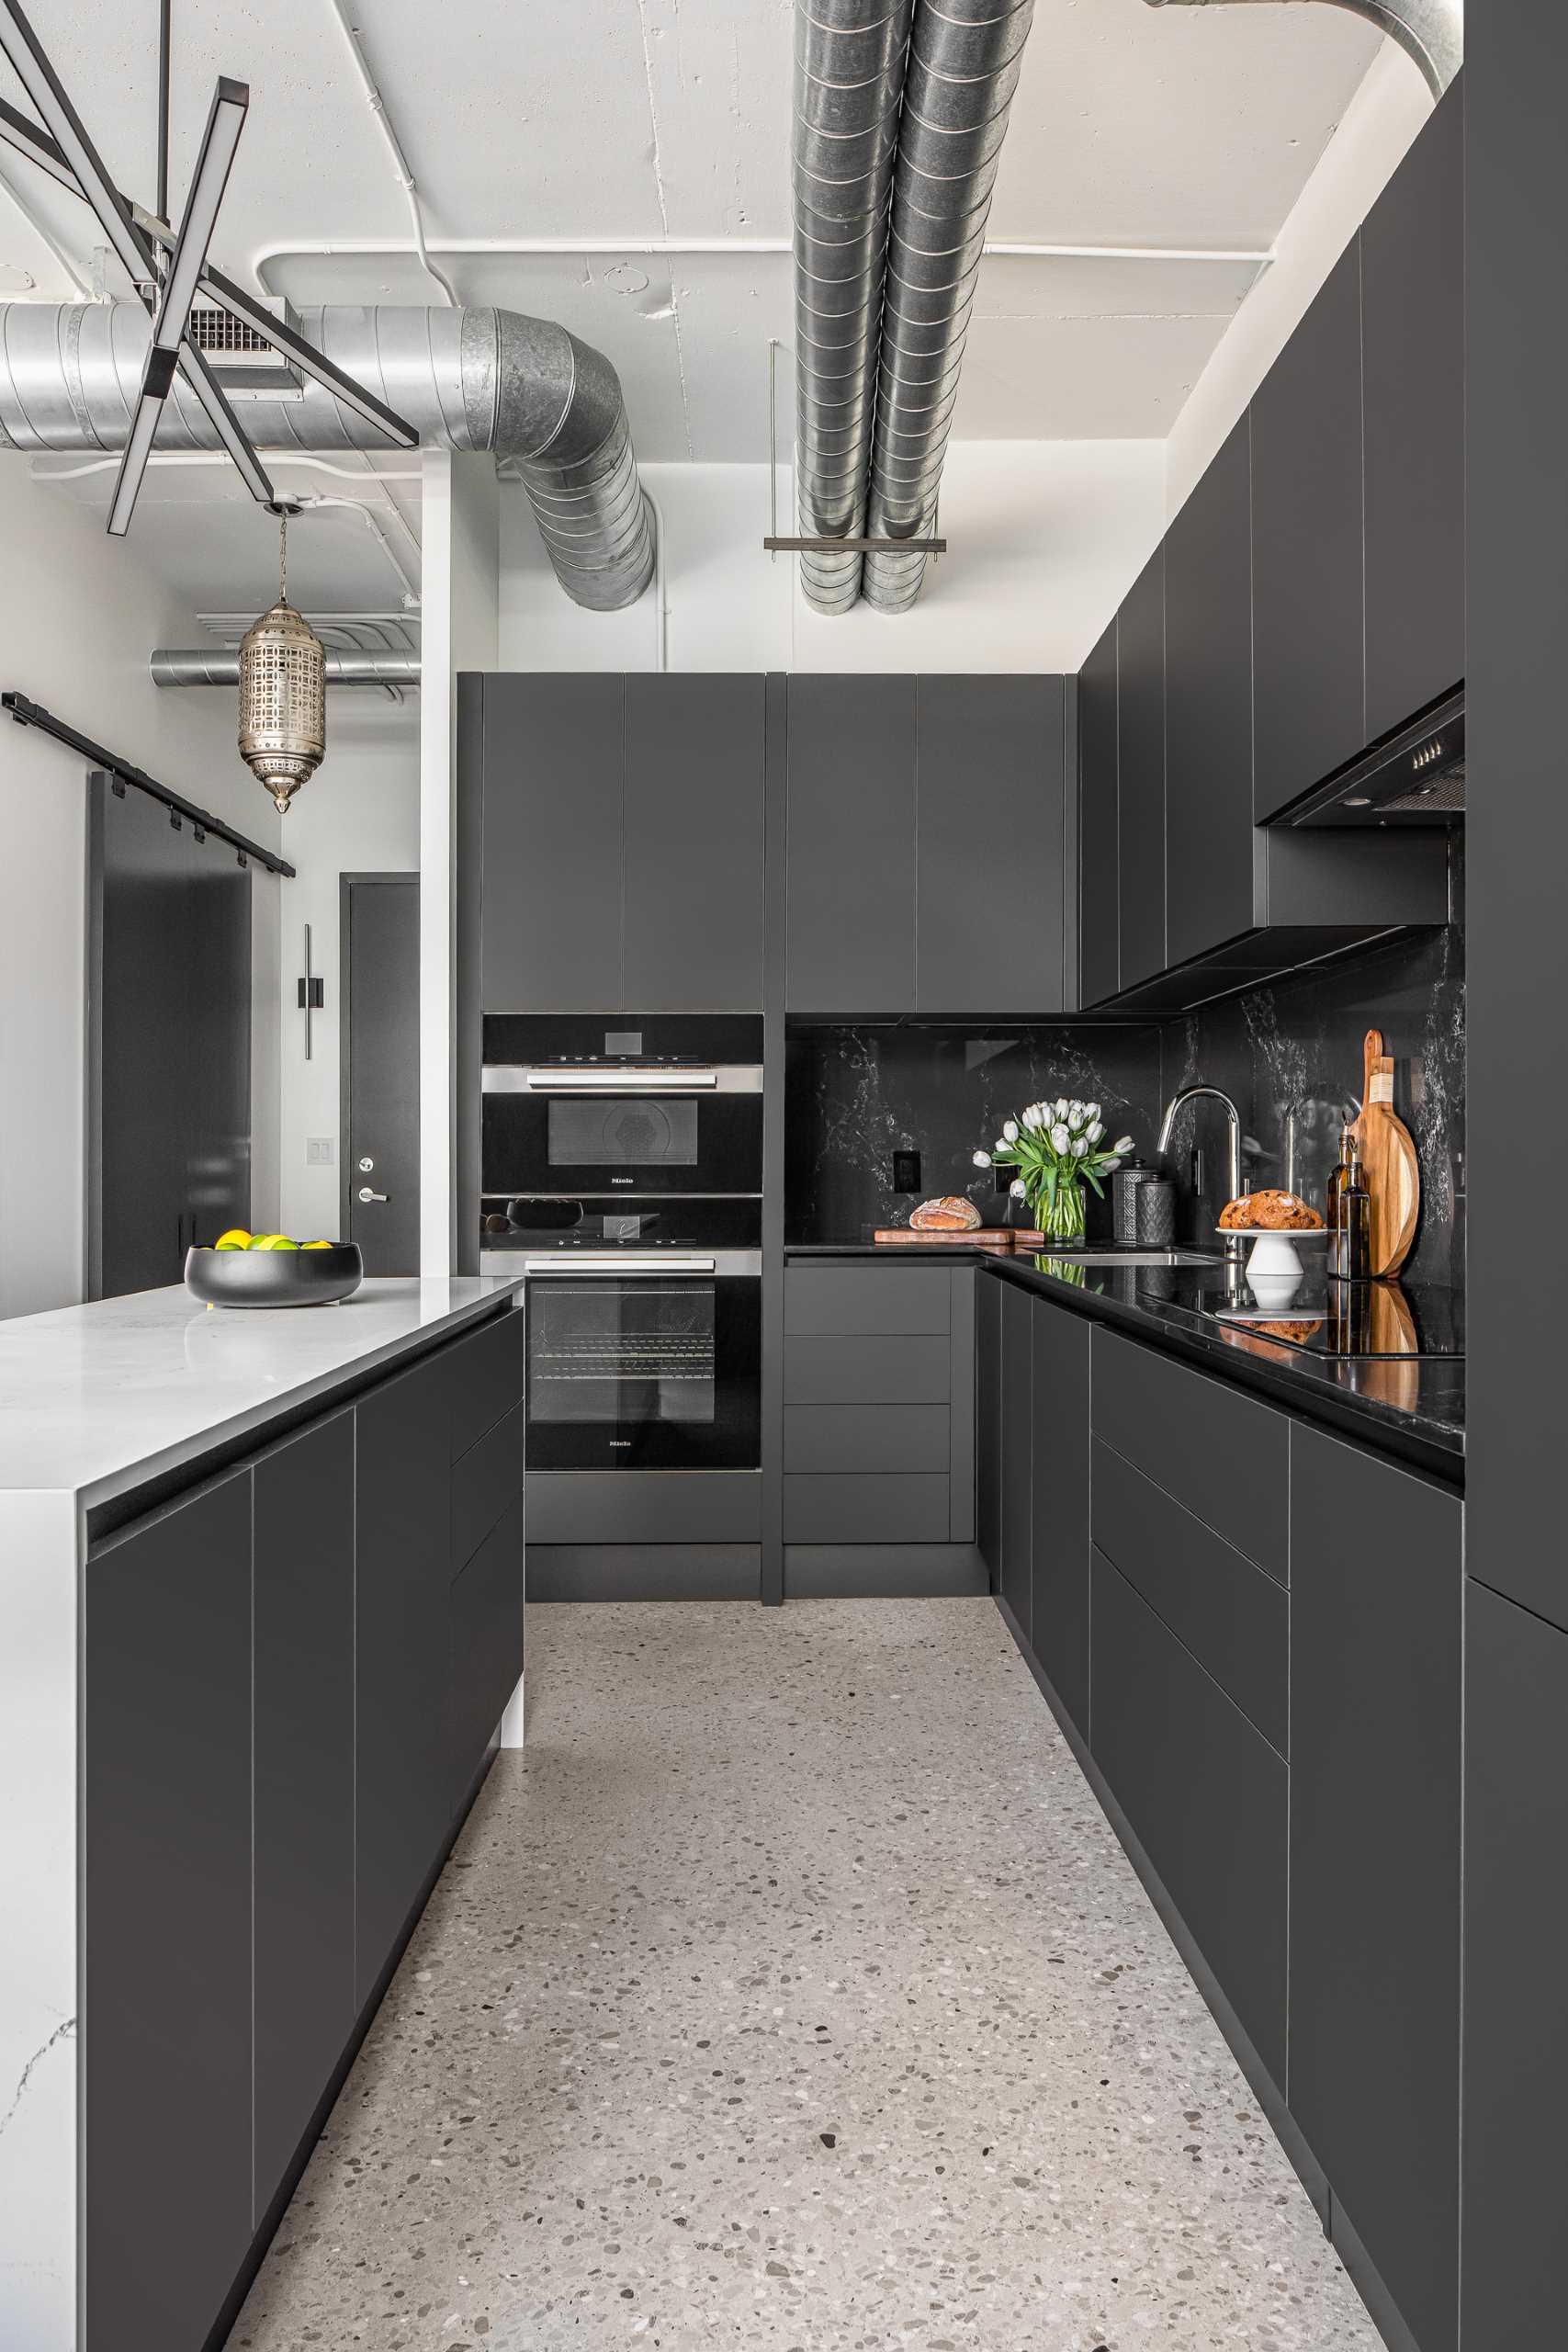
[786,1241,1465,1486]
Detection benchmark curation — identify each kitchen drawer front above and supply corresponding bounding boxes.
[783,1473,950,1544]
[784,1263,951,1338]
[1090,1547,1288,2088]
[784,1333,951,1406]
[448,1304,527,1463]
[1091,1329,1289,1580]
[784,1403,950,1476]
[451,1397,525,1574]
[1091,1438,1288,1756]
[449,1491,525,1802]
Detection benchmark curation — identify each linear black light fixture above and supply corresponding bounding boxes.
[0,0,420,530]
[2,693,297,877]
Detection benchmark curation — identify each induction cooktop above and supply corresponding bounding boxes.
[1134,1270,1464,1360]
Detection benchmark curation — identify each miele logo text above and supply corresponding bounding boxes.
[612,1176,633,1185]
[610,1439,631,1448]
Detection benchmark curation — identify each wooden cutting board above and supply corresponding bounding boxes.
[873,1227,1013,1248]
[1351,1027,1421,1277]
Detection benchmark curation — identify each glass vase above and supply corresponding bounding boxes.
[1032,1174,1086,1245]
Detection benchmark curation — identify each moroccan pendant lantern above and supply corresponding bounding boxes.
[239,507,326,813]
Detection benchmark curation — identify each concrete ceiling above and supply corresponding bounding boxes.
[0,0,1393,604]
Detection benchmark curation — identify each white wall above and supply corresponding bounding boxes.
[0,454,282,1319]
[500,444,1167,677]
[276,720,422,1240]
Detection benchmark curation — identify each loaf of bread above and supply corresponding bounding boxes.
[1218,1190,1325,1232]
[909,1196,983,1231]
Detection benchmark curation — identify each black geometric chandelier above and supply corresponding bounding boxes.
[0,0,418,536]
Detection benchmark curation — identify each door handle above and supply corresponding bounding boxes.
[358,1186,389,1204]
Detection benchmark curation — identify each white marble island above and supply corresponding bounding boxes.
[0,1276,526,2352]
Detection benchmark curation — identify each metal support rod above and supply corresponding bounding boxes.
[155,0,170,224]
[767,337,777,563]
[763,535,948,555]
[2,690,296,876]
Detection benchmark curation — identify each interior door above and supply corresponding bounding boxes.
[342,873,420,1273]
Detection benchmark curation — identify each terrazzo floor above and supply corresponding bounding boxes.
[232,1599,1383,2352]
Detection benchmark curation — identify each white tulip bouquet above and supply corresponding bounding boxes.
[973,1099,1134,1244]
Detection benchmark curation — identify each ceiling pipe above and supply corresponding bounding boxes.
[862,0,1036,612]
[0,301,655,610]
[151,648,421,687]
[791,0,915,614]
[1141,0,1462,98]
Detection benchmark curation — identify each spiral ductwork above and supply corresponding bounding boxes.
[1141,0,1461,99]
[862,0,1035,612]
[793,0,915,613]
[0,302,655,611]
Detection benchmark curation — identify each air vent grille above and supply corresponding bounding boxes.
[186,298,302,394]
[188,307,276,355]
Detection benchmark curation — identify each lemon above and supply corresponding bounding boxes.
[248,1234,299,1251]
[302,1239,333,1250]
[215,1227,251,1251]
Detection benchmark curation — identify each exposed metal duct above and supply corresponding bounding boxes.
[792,0,914,613]
[862,0,1036,612]
[0,302,655,610]
[151,648,421,688]
[1141,0,1461,98]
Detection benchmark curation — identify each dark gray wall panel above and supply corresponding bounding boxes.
[480,673,624,1011]
[1164,415,1255,968]
[1031,1297,1090,1732]
[1115,546,1167,991]
[784,1333,952,1405]
[785,675,916,1012]
[1078,616,1120,1006]
[1289,1424,1461,2352]
[784,1401,951,1474]
[1091,1438,1286,1755]
[784,1262,952,1336]
[623,674,765,1011]
[253,1414,356,2224]
[1091,1329,1289,1579]
[783,1472,951,1544]
[85,1470,254,2352]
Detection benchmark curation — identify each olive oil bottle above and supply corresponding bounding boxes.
[1326,1122,1371,1283]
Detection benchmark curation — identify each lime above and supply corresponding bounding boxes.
[248,1234,299,1251]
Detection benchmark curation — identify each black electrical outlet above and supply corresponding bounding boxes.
[893,1149,922,1193]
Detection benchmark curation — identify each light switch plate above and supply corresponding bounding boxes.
[306,1136,334,1167]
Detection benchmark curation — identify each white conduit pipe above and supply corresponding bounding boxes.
[322,0,459,308]
[251,234,1274,280]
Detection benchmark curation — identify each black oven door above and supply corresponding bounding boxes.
[524,1255,761,1469]
[482,1069,761,1198]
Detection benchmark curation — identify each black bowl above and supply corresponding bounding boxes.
[185,1242,364,1308]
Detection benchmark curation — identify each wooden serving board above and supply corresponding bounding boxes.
[873,1227,1013,1248]
[1351,1027,1421,1277]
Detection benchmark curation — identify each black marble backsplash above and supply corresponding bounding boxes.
[787,845,1465,1285]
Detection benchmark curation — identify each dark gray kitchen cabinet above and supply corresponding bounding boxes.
[915,675,1066,1014]
[1251,245,1365,820]
[1114,547,1166,991]
[623,673,765,1010]
[1030,1297,1089,1731]
[1289,1425,1461,2352]
[976,1261,1001,1590]
[85,1469,254,2352]
[1164,415,1254,969]
[1361,81,1465,743]
[479,673,624,1012]
[1077,616,1119,1007]
[1461,1579,1568,2345]
[450,1490,526,1803]
[998,1281,1033,1639]
[354,1346,455,2007]
[786,675,916,1012]
[252,1410,356,2222]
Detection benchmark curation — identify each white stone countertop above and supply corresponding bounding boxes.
[0,1274,524,1509]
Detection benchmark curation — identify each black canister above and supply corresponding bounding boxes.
[1111,1159,1156,1246]
[1134,1176,1176,1248]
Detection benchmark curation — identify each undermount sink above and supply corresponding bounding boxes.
[1027,1248,1224,1268]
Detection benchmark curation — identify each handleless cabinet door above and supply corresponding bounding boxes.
[786,675,916,1012]
[1461,1581,1568,2346]
[253,1410,356,2222]
[976,1264,1001,1589]
[1078,616,1119,1006]
[1031,1297,1089,1731]
[1165,416,1256,968]
[85,1470,254,2352]
[999,1282,1033,1641]
[623,674,765,1011]
[1116,548,1167,991]
[915,676,1066,1014]
[480,673,624,1012]
[1362,82,1465,743]
[1251,245,1365,820]
[1289,1426,1461,2352]
[355,1346,455,2005]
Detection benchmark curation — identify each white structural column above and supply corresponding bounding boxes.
[419,449,498,1274]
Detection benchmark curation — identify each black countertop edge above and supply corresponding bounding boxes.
[784,1245,1465,1487]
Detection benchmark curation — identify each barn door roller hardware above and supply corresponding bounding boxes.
[0,0,417,537]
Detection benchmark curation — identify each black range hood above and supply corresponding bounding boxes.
[1273,687,1465,827]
